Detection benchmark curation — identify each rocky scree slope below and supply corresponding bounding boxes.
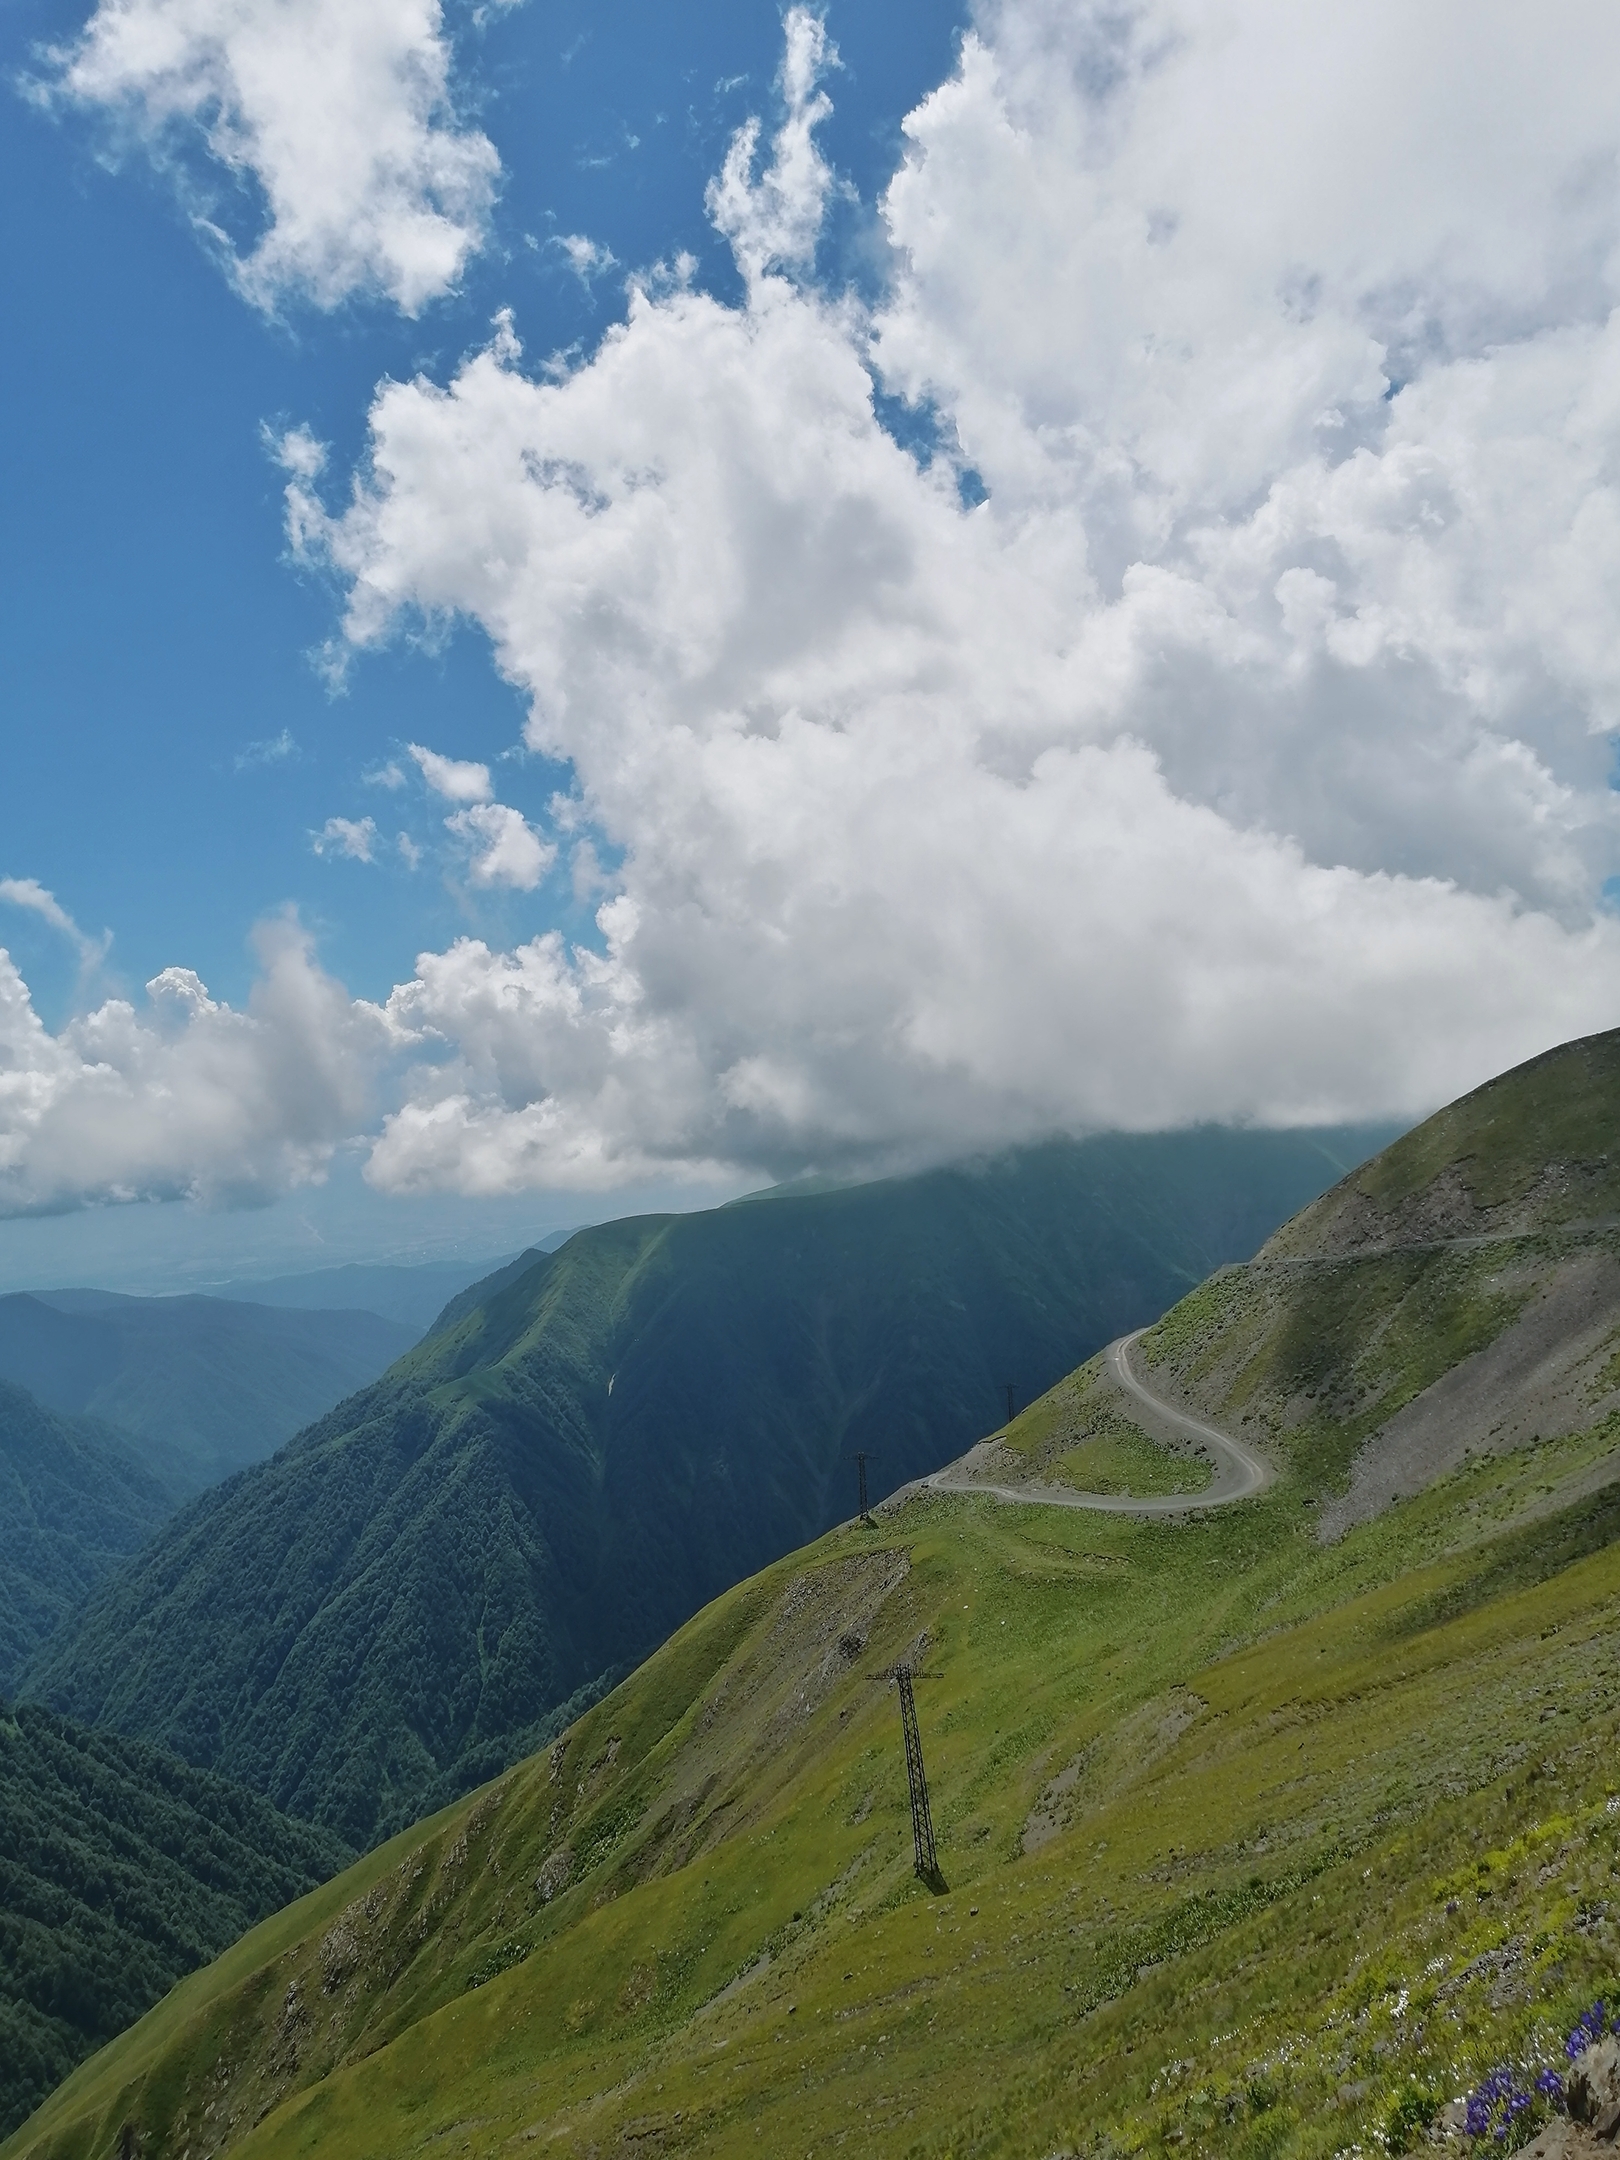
[1118,1026,1620,1540]
[23,1126,1386,1848]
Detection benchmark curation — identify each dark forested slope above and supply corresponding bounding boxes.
[0,1382,174,1693]
[0,1699,348,2141]
[0,1293,417,1493]
[26,1125,1393,1847]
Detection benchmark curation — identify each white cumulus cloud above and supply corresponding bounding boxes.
[0,920,383,1213]
[312,814,378,861]
[15,0,1620,1214]
[276,0,1620,1196]
[444,802,554,889]
[44,0,499,312]
[408,741,492,801]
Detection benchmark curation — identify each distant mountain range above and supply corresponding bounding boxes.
[0,1697,348,2141]
[24,1123,1396,1846]
[207,1252,558,1333]
[0,1291,418,1495]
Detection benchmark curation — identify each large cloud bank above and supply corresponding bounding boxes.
[44,0,498,309]
[9,0,1620,1210]
[0,918,379,1213]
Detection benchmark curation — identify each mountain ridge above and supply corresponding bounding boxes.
[23,1124,1395,1846]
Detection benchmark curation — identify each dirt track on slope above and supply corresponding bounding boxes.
[909,1331,1271,1517]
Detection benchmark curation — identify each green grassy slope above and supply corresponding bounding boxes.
[1126,1028,1620,1527]
[1265,1024,1620,1257]
[9,1421,1618,2160]
[23,1128,1386,1848]
[0,1293,418,1494]
[0,1381,174,1693]
[9,1040,1620,2160]
[0,1700,350,2142]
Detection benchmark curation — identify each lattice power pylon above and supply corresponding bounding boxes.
[844,1449,875,1523]
[894,1665,939,1882]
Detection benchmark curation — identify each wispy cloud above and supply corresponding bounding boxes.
[0,876,111,970]
[556,233,618,286]
[236,728,298,772]
[312,816,379,863]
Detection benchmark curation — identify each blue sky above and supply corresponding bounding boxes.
[1,0,966,1026]
[3,0,1620,1292]
[0,0,964,1285]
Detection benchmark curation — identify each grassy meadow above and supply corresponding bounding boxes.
[9,1389,1619,2160]
[15,1036,1620,2159]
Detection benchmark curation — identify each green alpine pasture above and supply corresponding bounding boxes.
[993,1359,1214,1497]
[10,1408,1619,2160]
[11,1033,1620,2158]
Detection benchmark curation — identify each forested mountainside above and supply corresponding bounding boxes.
[0,1699,349,2142]
[24,1124,1391,1848]
[0,1292,417,1493]
[0,1382,173,1693]
[14,1040,1620,2160]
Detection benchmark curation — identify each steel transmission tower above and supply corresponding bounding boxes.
[895,1666,939,1882]
[844,1449,875,1523]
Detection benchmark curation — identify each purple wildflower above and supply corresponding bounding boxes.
[1465,2064,1541,2143]
[1565,2002,1608,2060]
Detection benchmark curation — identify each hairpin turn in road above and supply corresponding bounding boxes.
[918,1329,1271,1515]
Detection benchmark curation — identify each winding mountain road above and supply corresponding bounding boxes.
[920,1329,1271,1515]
